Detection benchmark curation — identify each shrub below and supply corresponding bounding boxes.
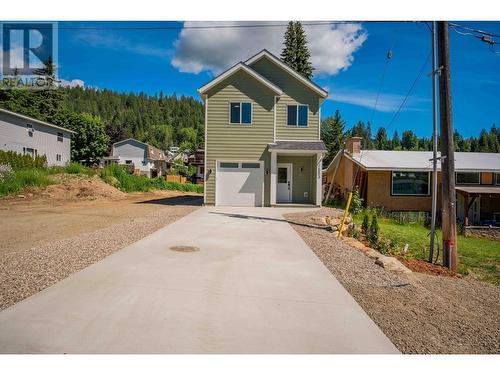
[0,164,13,181]
[64,162,95,176]
[350,187,364,214]
[0,150,47,170]
[361,213,370,234]
[368,214,380,246]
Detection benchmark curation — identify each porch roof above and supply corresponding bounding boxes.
[456,186,500,195]
[268,141,326,153]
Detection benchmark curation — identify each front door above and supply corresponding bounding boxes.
[277,163,292,203]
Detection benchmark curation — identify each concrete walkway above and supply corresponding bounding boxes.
[0,206,399,353]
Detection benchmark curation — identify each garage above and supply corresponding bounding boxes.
[215,161,264,206]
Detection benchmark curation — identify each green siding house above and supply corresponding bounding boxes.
[198,49,328,207]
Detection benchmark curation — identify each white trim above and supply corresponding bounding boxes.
[269,149,325,155]
[245,50,328,98]
[277,163,293,203]
[318,104,321,140]
[198,62,283,96]
[228,101,253,125]
[0,107,76,134]
[285,104,309,127]
[113,137,150,148]
[270,152,277,206]
[203,94,208,205]
[316,153,323,206]
[273,96,278,142]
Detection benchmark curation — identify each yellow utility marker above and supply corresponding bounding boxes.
[338,191,353,239]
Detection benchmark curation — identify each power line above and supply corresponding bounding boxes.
[385,50,432,132]
[448,22,500,38]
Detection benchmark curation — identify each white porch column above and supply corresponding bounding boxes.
[316,153,323,206]
[270,151,277,206]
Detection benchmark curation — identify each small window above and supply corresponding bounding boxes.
[229,102,252,125]
[392,171,430,196]
[278,167,288,183]
[456,172,480,184]
[220,162,239,169]
[287,105,308,127]
[241,162,260,169]
[496,173,500,185]
[57,132,63,142]
[56,154,61,162]
[125,160,133,165]
[23,147,36,158]
[27,124,34,137]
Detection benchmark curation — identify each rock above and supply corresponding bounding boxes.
[375,255,412,274]
[365,249,382,260]
[326,217,342,227]
[332,231,340,237]
[17,194,26,198]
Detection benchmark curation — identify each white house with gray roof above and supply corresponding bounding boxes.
[0,108,75,166]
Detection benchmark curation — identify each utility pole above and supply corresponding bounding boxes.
[428,21,439,263]
[437,21,458,271]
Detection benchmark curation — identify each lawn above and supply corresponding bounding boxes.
[353,213,500,285]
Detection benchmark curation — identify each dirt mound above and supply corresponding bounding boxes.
[28,174,126,201]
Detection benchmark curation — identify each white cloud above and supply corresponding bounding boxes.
[329,87,428,113]
[73,30,170,58]
[171,22,367,76]
[59,78,85,88]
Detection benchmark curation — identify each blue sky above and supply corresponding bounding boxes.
[57,21,499,138]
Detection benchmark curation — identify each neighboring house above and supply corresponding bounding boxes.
[0,107,75,166]
[323,137,500,225]
[188,149,205,184]
[101,138,168,177]
[198,49,328,207]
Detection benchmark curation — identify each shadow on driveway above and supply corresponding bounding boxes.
[135,195,203,206]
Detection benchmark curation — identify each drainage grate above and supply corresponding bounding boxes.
[169,245,200,253]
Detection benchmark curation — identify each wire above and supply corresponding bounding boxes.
[385,50,432,133]
[448,22,500,38]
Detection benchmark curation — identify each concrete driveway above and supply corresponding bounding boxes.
[0,206,398,353]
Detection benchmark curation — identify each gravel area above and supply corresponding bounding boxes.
[0,197,200,310]
[284,207,500,354]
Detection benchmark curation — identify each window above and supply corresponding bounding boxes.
[56,154,61,162]
[241,162,260,169]
[125,160,133,164]
[391,171,430,196]
[278,167,288,183]
[220,162,239,168]
[496,173,500,185]
[23,147,36,158]
[26,123,34,137]
[286,105,308,127]
[57,132,63,142]
[456,172,480,184]
[229,102,252,124]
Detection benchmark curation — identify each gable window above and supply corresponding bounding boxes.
[26,124,34,137]
[391,171,430,196]
[57,132,63,142]
[229,102,252,125]
[286,105,308,127]
[456,172,480,185]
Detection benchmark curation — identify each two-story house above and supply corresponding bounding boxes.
[198,49,328,207]
[0,107,75,166]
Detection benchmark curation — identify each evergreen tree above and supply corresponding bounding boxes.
[321,110,345,167]
[280,21,314,79]
[401,130,418,150]
[392,131,402,150]
[375,127,390,150]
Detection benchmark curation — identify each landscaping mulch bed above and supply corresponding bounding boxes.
[398,256,461,278]
[284,207,500,354]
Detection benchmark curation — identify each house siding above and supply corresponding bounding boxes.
[112,140,153,176]
[0,111,71,166]
[248,57,319,141]
[277,155,315,203]
[205,69,275,205]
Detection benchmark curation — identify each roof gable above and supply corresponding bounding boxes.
[245,50,328,98]
[198,62,283,96]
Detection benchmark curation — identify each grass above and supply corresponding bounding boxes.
[100,164,203,194]
[0,168,54,196]
[47,162,96,176]
[353,211,500,285]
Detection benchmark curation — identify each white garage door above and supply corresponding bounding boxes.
[216,161,264,206]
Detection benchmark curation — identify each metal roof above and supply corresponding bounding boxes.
[346,150,500,172]
[456,186,500,195]
[268,141,326,152]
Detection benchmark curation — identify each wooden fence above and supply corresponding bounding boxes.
[166,175,187,184]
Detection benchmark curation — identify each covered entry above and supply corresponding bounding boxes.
[215,160,264,206]
[268,141,326,206]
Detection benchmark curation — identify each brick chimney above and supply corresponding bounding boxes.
[346,137,362,155]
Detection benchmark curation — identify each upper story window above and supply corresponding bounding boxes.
[26,123,34,137]
[287,105,308,127]
[391,171,430,196]
[229,102,252,125]
[57,132,63,142]
[456,172,480,185]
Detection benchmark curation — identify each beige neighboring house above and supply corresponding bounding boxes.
[101,138,168,177]
[198,49,328,207]
[0,107,75,166]
[323,137,500,225]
